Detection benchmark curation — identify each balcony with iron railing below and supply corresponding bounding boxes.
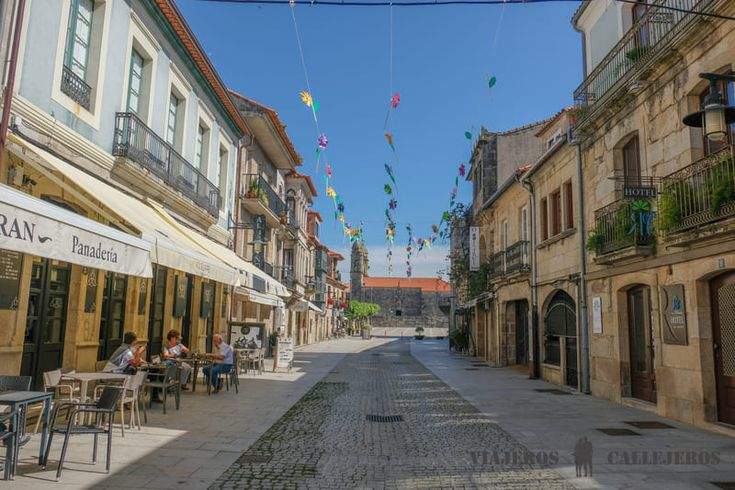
[573,0,715,121]
[61,65,92,110]
[112,112,221,217]
[240,174,286,227]
[588,198,655,264]
[504,240,531,274]
[488,251,505,280]
[658,146,735,240]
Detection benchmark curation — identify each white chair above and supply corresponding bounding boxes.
[34,369,81,433]
[94,371,146,437]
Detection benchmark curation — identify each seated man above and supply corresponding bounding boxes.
[162,329,192,390]
[202,334,234,393]
[103,331,145,374]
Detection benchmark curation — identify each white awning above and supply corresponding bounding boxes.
[9,137,239,285]
[234,286,285,307]
[147,200,290,297]
[0,183,152,277]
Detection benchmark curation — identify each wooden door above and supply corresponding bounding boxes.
[98,272,128,361]
[476,308,486,359]
[711,272,735,425]
[21,258,71,388]
[628,286,656,403]
[565,337,578,388]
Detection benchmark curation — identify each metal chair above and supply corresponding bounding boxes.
[34,369,81,433]
[0,411,16,480]
[221,356,239,394]
[44,386,123,481]
[0,376,31,480]
[143,364,180,414]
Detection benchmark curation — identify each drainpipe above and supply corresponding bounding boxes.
[0,0,25,167]
[520,176,540,379]
[574,140,591,395]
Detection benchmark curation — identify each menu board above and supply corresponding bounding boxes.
[137,279,148,315]
[0,250,21,310]
[173,275,188,317]
[274,337,294,371]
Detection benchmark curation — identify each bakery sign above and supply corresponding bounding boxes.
[0,198,151,277]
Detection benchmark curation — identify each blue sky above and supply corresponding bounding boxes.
[178,0,582,277]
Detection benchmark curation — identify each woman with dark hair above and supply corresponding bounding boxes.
[162,330,192,389]
[103,331,145,374]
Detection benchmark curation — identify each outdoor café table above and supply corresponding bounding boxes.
[61,372,130,403]
[178,356,214,392]
[0,390,53,480]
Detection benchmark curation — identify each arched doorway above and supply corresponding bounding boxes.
[545,291,577,388]
[710,272,735,425]
[627,285,656,403]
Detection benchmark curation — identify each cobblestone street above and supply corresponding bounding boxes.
[212,339,568,489]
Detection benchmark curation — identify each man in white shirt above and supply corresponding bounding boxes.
[202,334,234,393]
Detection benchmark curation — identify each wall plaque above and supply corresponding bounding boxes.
[0,250,22,310]
[84,269,98,313]
[660,284,687,345]
[172,275,188,317]
[137,279,148,315]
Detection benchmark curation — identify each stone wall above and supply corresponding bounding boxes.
[370,316,449,337]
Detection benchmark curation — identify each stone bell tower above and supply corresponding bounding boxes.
[350,240,368,298]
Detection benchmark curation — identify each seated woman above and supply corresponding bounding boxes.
[162,330,192,390]
[103,331,145,374]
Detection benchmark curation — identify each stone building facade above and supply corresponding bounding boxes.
[349,241,450,334]
[574,0,735,431]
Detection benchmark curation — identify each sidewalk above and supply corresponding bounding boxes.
[412,339,735,489]
[8,337,390,489]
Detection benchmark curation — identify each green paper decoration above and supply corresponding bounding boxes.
[488,76,497,88]
[464,131,472,140]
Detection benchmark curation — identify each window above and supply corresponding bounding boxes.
[217,146,228,210]
[126,49,144,115]
[622,136,641,185]
[501,220,508,250]
[563,181,574,230]
[520,206,529,242]
[64,0,94,80]
[540,197,548,241]
[550,189,562,236]
[700,76,735,155]
[196,124,209,173]
[166,93,180,148]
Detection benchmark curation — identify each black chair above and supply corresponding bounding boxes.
[44,386,123,481]
[208,359,238,395]
[143,364,180,414]
[0,375,32,478]
[0,416,15,479]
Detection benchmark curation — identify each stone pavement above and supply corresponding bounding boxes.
[412,339,735,489]
[8,337,389,489]
[211,339,569,489]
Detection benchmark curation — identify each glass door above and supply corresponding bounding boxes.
[98,271,128,361]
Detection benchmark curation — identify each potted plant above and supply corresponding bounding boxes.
[414,326,425,340]
[246,179,262,199]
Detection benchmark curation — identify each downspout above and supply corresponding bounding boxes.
[520,175,540,379]
[228,132,254,341]
[0,0,25,167]
[574,139,591,395]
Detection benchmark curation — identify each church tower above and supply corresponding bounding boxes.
[350,240,368,298]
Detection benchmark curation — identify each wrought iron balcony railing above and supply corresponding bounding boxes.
[61,65,92,110]
[659,146,735,235]
[277,265,296,287]
[488,251,505,279]
[112,112,221,217]
[241,174,286,220]
[588,199,655,255]
[573,0,712,114]
[505,240,531,274]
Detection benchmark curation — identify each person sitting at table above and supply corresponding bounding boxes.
[162,329,192,390]
[202,334,234,393]
[103,331,144,374]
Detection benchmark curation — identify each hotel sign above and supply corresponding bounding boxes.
[623,185,656,198]
[660,284,687,345]
[0,200,151,277]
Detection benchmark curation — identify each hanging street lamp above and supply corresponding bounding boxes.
[683,73,735,142]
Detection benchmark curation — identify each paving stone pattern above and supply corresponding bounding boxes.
[211,340,570,489]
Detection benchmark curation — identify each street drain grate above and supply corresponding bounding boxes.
[711,483,735,490]
[293,464,318,477]
[534,389,572,395]
[366,414,403,423]
[464,368,480,371]
[597,428,641,436]
[471,363,489,367]
[624,421,675,429]
[320,381,348,387]
[238,453,272,464]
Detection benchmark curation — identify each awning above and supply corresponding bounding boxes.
[9,137,239,285]
[0,183,152,277]
[234,286,285,307]
[146,201,290,297]
[292,298,322,313]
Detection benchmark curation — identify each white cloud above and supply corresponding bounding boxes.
[336,244,450,280]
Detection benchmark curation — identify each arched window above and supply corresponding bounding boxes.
[544,291,576,366]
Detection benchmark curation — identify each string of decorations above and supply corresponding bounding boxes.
[290,1,364,243]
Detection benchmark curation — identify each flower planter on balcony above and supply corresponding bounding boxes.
[588,198,655,265]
